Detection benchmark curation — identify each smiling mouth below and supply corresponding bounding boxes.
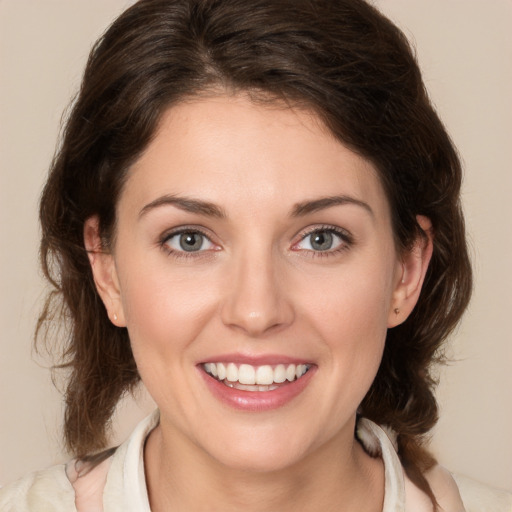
[202,362,311,392]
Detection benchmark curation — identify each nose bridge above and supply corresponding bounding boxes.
[221,241,293,336]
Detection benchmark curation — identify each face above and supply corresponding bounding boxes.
[90,94,421,473]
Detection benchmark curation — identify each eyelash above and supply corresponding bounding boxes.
[292,225,354,258]
[158,224,354,260]
[159,227,217,260]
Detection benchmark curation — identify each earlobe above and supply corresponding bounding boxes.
[388,215,433,328]
[83,216,126,327]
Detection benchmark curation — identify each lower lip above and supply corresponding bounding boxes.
[198,366,315,412]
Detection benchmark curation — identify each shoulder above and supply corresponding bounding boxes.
[404,465,465,512]
[422,466,512,512]
[0,464,76,512]
[0,411,158,512]
[452,473,512,512]
[425,465,466,512]
[67,455,113,510]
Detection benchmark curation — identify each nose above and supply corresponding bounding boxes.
[220,249,294,337]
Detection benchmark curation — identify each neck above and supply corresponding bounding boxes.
[144,421,384,512]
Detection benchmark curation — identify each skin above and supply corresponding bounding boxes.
[85,93,433,511]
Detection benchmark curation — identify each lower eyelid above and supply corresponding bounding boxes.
[160,228,216,253]
[293,228,353,251]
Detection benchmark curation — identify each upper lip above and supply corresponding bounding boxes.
[198,353,313,366]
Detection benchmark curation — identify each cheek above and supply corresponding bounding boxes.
[300,258,395,385]
[304,261,393,338]
[117,261,221,416]
[116,258,218,362]
[319,290,388,384]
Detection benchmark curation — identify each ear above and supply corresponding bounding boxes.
[387,215,433,328]
[84,216,126,327]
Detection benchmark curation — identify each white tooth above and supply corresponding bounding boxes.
[223,381,279,392]
[273,364,287,383]
[210,363,218,377]
[217,363,226,380]
[286,364,296,382]
[296,364,306,379]
[255,365,274,385]
[226,363,238,382]
[233,382,258,392]
[203,363,212,374]
[238,364,256,385]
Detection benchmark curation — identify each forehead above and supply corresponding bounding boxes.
[120,94,389,218]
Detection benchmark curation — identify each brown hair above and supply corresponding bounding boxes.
[38,0,472,503]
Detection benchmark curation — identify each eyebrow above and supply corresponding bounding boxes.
[292,195,374,217]
[139,195,227,219]
[139,193,373,220]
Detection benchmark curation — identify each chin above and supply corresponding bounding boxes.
[215,447,305,474]
[201,427,313,474]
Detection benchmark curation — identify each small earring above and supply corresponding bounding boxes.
[113,313,118,321]
[394,308,400,315]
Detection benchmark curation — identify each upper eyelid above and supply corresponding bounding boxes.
[159,228,219,257]
[296,224,353,242]
[160,225,215,242]
[290,226,354,255]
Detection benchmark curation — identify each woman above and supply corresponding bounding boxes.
[0,0,475,510]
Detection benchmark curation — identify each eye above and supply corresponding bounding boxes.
[163,230,215,253]
[294,227,350,253]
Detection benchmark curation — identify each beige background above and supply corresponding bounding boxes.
[1,0,511,491]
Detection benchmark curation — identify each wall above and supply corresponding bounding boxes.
[1,0,510,491]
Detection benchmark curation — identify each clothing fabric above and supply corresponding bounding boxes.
[453,474,512,512]
[0,411,506,511]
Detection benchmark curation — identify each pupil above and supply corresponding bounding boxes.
[311,231,332,251]
[179,233,202,251]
